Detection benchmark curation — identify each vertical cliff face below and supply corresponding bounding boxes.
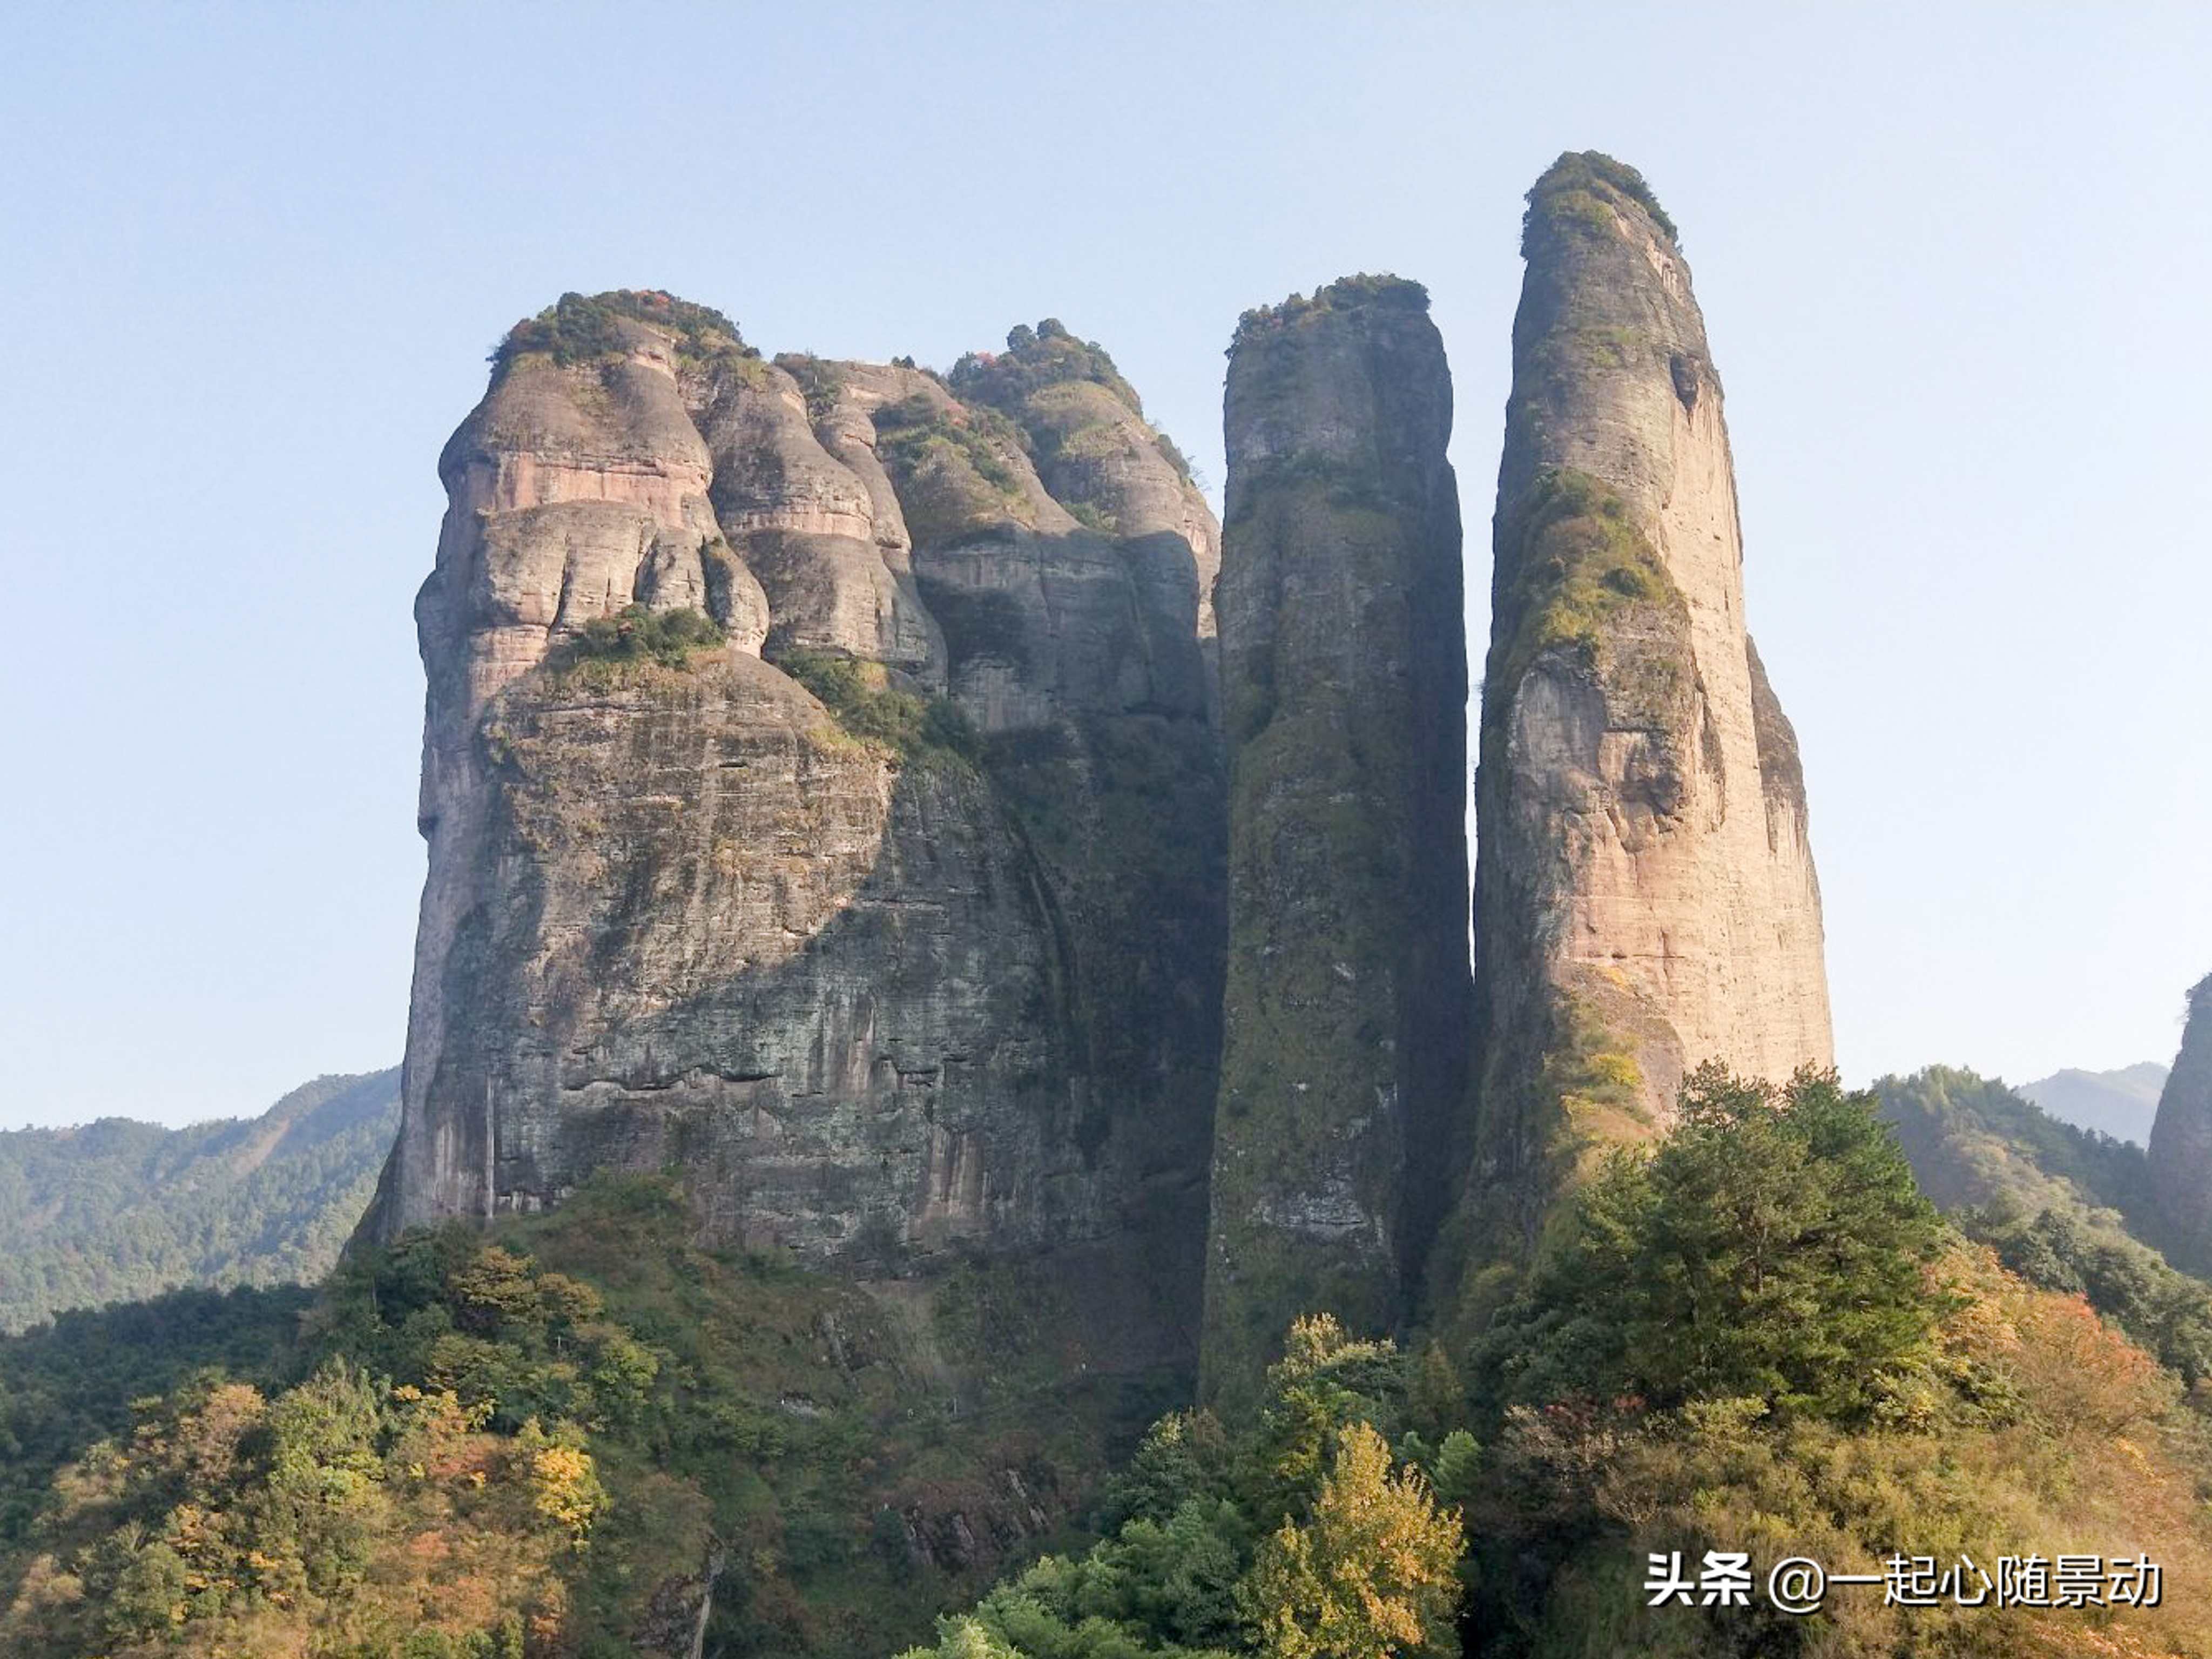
[1199,277,1471,1400]
[362,296,1223,1351]
[922,327,1229,1274]
[1457,155,1833,1263]
[2147,975,2212,1268]
[382,296,768,1232]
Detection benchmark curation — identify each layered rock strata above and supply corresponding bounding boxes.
[362,297,1223,1346]
[1199,276,1471,1400]
[2147,974,2212,1269]
[1458,154,1833,1263]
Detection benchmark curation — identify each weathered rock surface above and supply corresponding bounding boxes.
[696,356,946,683]
[1453,154,1834,1267]
[896,329,1230,1307]
[2147,975,2212,1267]
[381,651,1090,1255]
[1198,277,1471,1401]
[363,297,1222,1347]
[635,1538,722,1659]
[389,301,770,1237]
[948,321,1222,719]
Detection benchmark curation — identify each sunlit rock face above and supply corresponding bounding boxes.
[363,299,1223,1343]
[1197,276,1472,1403]
[1454,154,1835,1272]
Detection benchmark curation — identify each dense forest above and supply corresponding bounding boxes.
[6,1070,2211,1657]
[0,1070,398,1334]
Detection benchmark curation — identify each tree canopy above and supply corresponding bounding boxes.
[1493,1065,1949,1420]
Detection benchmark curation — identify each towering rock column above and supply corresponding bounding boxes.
[1201,276,1471,1401]
[1460,154,1833,1262]
[2147,975,2212,1270]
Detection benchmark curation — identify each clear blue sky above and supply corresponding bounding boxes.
[3,3,2207,1129]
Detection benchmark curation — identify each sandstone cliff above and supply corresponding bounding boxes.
[1455,155,1833,1265]
[2147,975,2212,1269]
[362,297,1223,1357]
[1199,276,1471,1400]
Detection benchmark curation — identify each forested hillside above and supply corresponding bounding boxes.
[897,1069,2212,1659]
[0,1177,1177,1658]
[12,1073,2212,1658]
[1878,1067,2212,1382]
[0,1070,399,1333]
[1877,1065,2149,1219]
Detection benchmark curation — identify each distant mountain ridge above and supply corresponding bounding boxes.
[1878,1064,2152,1222]
[0,1069,399,1333]
[2020,1060,2167,1144]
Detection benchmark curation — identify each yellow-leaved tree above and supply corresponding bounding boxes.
[1240,1420,1464,1659]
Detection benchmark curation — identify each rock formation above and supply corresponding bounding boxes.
[2147,974,2212,1268]
[363,183,1839,1400]
[1199,276,1471,1400]
[1456,154,1834,1264]
[361,296,1223,1355]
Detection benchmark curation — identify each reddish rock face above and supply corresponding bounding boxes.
[1456,154,1834,1272]
[363,301,1224,1366]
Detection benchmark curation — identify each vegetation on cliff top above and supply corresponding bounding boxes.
[1230,273,1429,356]
[1523,150,1678,248]
[950,320,1197,491]
[950,320,1144,419]
[777,353,848,424]
[543,604,726,692]
[491,289,757,372]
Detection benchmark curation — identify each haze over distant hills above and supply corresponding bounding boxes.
[0,1069,399,1333]
[2019,1060,2167,1145]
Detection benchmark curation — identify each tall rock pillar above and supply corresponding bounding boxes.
[2147,975,2212,1270]
[1456,154,1833,1271]
[1200,276,1471,1401]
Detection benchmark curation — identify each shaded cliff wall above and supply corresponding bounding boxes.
[1199,276,1471,1401]
[2147,975,2212,1269]
[362,296,1223,1360]
[1453,155,1833,1274]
